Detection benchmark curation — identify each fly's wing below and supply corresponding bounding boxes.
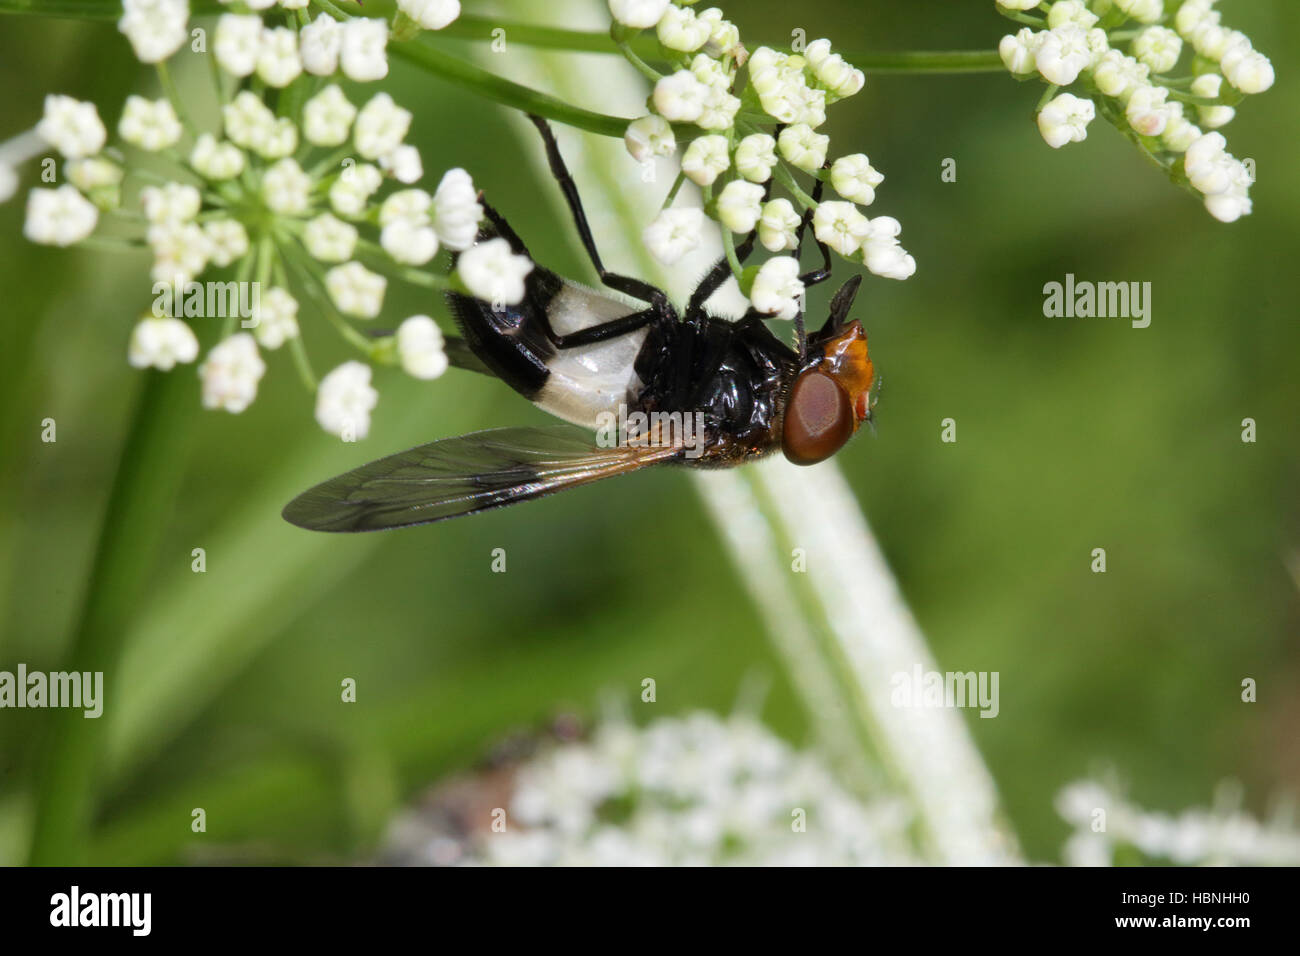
[282,425,681,532]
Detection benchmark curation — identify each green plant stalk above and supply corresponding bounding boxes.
[27,368,195,864]
[487,0,1021,863]
[391,38,633,138]
[0,0,1007,71]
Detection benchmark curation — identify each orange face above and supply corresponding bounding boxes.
[781,321,875,466]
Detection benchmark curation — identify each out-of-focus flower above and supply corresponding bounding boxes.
[128,315,199,370]
[749,256,803,319]
[316,360,379,439]
[340,18,391,82]
[396,315,449,380]
[432,168,484,251]
[624,115,676,163]
[301,14,343,76]
[117,0,189,63]
[24,185,98,246]
[251,286,300,350]
[214,14,261,77]
[643,207,704,265]
[398,0,462,31]
[199,333,265,414]
[381,712,921,867]
[354,93,412,161]
[326,261,388,319]
[1057,777,1300,866]
[608,0,670,30]
[37,95,106,159]
[303,213,358,263]
[457,237,534,304]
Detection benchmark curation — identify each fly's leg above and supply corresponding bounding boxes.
[551,308,659,349]
[793,165,833,358]
[528,114,671,313]
[684,180,774,318]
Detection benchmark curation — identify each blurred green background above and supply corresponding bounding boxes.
[0,0,1296,865]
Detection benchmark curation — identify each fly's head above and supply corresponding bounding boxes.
[781,275,876,466]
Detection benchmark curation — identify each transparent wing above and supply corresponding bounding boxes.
[282,425,680,532]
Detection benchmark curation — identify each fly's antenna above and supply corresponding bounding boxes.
[792,159,832,362]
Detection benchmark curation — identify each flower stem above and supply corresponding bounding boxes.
[840,50,1006,73]
[0,1,1008,75]
[28,368,195,864]
[155,60,195,134]
[485,0,1020,863]
[773,163,818,210]
[391,38,634,138]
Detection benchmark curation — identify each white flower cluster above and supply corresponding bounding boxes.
[382,711,919,867]
[997,0,1273,222]
[618,1,912,322]
[1,6,499,441]
[1057,778,1300,866]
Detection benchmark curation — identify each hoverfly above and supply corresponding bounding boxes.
[283,116,877,533]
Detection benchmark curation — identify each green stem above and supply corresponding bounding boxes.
[0,0,1008,73]
[78,235,148,253]
[391,38,635,138]
[999,9,1047,28]
[282,242,378,355]
[721,222,743,283]
[773,163,818,210]
[660,170,686,210]
[27,369,195,864]
[312,0,351,22]
[611,21,663,82]
[841,50,1006,74]
[156,60,195,134]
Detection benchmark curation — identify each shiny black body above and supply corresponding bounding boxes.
[633,310,802,463]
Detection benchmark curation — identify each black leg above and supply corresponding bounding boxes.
[792,168,835,359]
[685,179,773,318]
[550,308,659,349]
[527,114,667,307]
[795,169,832,290]
[480,200,531,256]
